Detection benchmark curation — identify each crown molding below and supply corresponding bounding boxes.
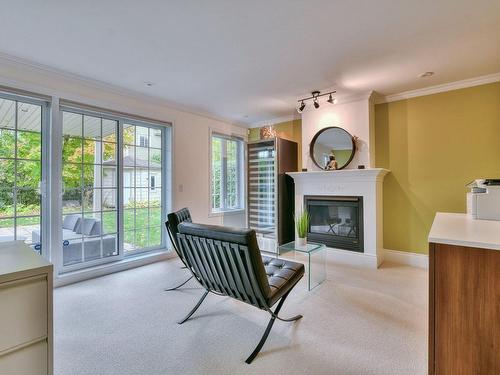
[377,72,500,104]
[0,52,247,128]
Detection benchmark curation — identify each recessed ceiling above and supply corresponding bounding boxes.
[0,0,499,126]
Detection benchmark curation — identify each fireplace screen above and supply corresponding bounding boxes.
[305,196,363,252]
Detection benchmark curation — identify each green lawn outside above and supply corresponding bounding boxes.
[0,206,163,249]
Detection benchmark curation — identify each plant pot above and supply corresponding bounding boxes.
[296,237,307,246]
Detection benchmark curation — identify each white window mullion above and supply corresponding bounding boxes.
[117,120,125,258]
[49,97,63,273]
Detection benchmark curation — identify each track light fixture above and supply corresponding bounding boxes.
[296,90,336,113]
[297,100,306,113]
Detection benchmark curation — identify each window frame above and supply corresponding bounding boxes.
[120,119,169,257]
[209,131,245,215]
[0,90,50,255]
[58,105,172,272]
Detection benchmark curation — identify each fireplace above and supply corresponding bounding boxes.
[305,195,364,252]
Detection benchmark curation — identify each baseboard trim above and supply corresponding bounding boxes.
[326,248,379,269]
[54,250,176,287]
[383,249,428,269]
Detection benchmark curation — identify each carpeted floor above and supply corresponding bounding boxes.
[54,258,427,375]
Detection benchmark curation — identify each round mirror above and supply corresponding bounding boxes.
[309,126,356,170]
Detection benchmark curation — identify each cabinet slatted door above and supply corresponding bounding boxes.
[248,140,276,239]
[247,138,298,253]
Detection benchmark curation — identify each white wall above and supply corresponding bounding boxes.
[301,94,375,170]
[0,57,247,228]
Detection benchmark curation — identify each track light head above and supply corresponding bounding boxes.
[327,93,334,104]
[297,100,306,113]
[313,97,320,109]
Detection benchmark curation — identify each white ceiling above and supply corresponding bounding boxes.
[0,0,499,127]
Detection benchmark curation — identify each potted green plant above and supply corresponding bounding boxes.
[295,210,310,246]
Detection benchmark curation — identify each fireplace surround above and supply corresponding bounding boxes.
[287,168,389,268]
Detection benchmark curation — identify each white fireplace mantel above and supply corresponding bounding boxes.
[287,168,389,268]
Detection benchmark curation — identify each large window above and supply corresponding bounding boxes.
[211,133,244,213]
[0,86,172,275]
[0,94,46,252]
[61,107,171,270]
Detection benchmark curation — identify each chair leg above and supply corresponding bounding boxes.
[178,290,209,324]
[164,275,194,291]
[245,291,302,364]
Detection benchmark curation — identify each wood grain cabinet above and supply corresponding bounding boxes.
[0,241,53,375]
[428,213,500,375]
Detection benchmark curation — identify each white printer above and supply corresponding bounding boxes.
[466,179,500,221]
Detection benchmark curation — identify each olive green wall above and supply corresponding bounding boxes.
[375,82,500,254]
[248,119,302,169]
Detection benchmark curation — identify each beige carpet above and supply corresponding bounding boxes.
[54,257,427,375]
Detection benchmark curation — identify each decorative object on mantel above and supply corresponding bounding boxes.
[259,125,276,139]
[325,151,338,170]
[310,126,356,170]
[295,210,310,246]
[297,90,337,113]
[358,165,365,169]
[302,168,307,172]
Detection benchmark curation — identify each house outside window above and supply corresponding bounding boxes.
[211,133,244,213]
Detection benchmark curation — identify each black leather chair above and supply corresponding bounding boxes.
[176,222,305,364]
[164,207,195,291]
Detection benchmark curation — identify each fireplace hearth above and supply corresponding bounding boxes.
[305,195,364,252]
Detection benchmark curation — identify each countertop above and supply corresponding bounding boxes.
[428,212,500,251]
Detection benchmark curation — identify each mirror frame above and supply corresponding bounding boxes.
[309,126,356,170]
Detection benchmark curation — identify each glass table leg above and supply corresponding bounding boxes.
[308,245,327,291]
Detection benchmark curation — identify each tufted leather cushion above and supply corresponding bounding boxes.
[166,208,192,251]
[262,256,305,306]
[178,222,272,299]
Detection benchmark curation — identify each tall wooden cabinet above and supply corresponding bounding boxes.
[428,213,500,375]
[0,241,53,375]
[247,138,298,253]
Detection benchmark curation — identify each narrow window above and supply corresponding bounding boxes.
[211,133,244,213]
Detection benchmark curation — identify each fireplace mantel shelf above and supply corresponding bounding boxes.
[287,168,389,182]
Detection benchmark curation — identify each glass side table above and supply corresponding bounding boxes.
[278,241,327,291]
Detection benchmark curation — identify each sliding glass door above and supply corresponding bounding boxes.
[0,93,47,253]
[60,107,170,271]
[61,111,119,266]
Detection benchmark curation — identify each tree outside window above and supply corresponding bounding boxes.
[211,134,244,213]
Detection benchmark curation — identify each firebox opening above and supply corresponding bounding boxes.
[305,195,364,252]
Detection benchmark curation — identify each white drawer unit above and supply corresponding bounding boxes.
[0,241,53,375]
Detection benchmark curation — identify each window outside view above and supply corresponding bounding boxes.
[62,111,119,265]
[122,124,163,252]
[211,135,243,213]
[0,97,43,250]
